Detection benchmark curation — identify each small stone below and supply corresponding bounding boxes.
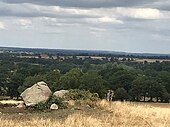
[17,103,25,108]
[18,113,23,115]
[50,103,59,110]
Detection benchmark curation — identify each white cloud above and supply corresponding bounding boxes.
[98,16,123,24]
[0,21,5,30]
[116,8,163,19]
[15,19,33,29]
[85,17,123,24]
[89,27,107,32]
[41,17,82,27]
[133,8,162,19]
[17,19,32,26]
[0,1,166,23]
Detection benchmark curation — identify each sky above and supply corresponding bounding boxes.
[0,0,170,54]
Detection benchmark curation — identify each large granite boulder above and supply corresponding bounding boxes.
[21,81,52,106]
[53,90,69,98]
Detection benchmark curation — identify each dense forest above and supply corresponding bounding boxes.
[0,52,170,103]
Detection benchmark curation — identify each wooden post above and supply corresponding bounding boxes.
[107,90,114,101]
[107,90,111,101]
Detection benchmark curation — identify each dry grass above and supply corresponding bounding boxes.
[1,100,170,127]
[97,100,170,127]
[0,100,23,105]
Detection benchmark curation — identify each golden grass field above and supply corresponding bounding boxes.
[1,100,170,127]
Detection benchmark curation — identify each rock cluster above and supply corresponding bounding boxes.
[20,81,69,110]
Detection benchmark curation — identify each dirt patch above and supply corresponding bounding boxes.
[0,103,15,108]
[0,103,24,113]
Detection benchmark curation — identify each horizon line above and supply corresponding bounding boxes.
[0,45,170,56]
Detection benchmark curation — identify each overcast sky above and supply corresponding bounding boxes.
[0,0,170,53]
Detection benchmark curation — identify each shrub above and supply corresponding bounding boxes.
[34,95,66,111]
[34,89,100,110]
[65,89,99,101]
[64,89,100,108]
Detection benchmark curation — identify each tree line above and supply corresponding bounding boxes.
[0,54,170,102]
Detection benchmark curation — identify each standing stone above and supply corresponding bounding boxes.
[21,81,52,106]
[50,103,59,110]
[53,90,69,98]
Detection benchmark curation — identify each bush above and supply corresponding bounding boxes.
[34,95,67,111]
[34,102,47,111]
[34,89,100,110]
[64,89,100,108]
[65,89,99,101]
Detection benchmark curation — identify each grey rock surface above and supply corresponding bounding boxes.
[21,81,52,106]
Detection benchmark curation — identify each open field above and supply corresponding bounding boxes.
[1,100,170,127]
[135,102,170,108]
[134,58,170,63]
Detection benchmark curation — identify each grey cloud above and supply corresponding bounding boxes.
[0,0,163,8]
[153,1,170,11]
[0,1,169,21]
[120,19,170,40]
[42,17,122,28]
[0,2,99,18]
[138,0,170,12]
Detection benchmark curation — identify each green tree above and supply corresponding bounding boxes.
[109,70,136,91]
[45,70,61,91]
[0,73,8,96]
[114,88,129,101]
[80,70,108,98]
[8,73,25,99]
[54,68,82,90]
[130,76,148,101]
[145,79,161,102]
[157,71,170,93]
[18,74,46,93]
[82,61,91,72]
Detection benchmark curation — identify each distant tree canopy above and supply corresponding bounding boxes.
[0,54,170,102]
[55,68,82,90]
[79,70,108,98]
